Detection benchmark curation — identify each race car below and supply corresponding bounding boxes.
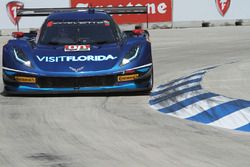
[2,7,153,95]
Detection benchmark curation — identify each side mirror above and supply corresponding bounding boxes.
[132,29,144,36]
[12,32,24,38]
[132,25,144,36]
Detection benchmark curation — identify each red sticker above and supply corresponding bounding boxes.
[132,29,144,35]
[64,45,91,52]
[47,21,54,27]
[104,20,110,26]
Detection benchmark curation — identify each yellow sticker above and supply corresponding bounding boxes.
[118,74,139,82]
[15,76,36,83]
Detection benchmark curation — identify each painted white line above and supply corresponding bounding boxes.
[150,82,200,101]
[154,74,203,92]
[116,63,153,73]
[209,107,250,129]
[151,90,206,110]
[130,63,153,70]
[2,67,38,75]
[167,96,234,119]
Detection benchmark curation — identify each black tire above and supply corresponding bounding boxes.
[143,69,154,95]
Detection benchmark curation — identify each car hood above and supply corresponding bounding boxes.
[32,44,122,73]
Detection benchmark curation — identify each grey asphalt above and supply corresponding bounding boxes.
[203,60,250,101]
[0,26,250,167]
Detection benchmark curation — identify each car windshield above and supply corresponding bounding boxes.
[38,20,117,45]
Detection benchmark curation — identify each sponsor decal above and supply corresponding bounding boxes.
[64,45,91,52]
[69,66,84,72]
[53,21,107,25]
[215,0,231,16]
[71,0,172,24]
[104,20,110,26]
[36,55,117,63]
[118,74,139,82]
[15,76,36,83]
[6,1,24,25]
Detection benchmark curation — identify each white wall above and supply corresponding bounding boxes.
[1,0,250,30]
[0,0,69,29]
[173,0,250,22]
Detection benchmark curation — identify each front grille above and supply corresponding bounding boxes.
[37,75,117,88]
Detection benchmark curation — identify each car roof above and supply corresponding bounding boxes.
[47,10,112,21]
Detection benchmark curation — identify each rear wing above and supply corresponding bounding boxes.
[15,6,148,31]
[17,6,147,17]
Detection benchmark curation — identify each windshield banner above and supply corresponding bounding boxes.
[70,0,172,24]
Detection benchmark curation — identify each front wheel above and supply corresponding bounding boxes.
[142,69,154,95]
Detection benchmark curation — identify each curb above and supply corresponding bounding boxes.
[149,66,250,132]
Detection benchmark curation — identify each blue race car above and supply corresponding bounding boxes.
[2,7,153,94]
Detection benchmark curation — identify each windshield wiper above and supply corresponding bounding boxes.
[90,40,112,45]
[47,41,62,45]
[47,40,112,46]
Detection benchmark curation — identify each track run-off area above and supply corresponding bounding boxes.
[1,26,250,167]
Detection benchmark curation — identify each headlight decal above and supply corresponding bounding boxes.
[121,45,140,66]
[13,48,32,67]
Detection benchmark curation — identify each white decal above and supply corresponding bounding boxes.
[76,3,89,8]
[64,45,91,52]
[36,55,117,63]
[220,0,228,10]
[69,66,84,72]
[76,2,167,15]
[36,55,46,62]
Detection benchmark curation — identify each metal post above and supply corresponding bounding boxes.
[17,22,20,32]
[146,10,149,29]
[171,0,174,29]
[146,0,149,29]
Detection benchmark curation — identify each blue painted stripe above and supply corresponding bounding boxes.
[137,67,150,73]
[236,123,250,132]
[149,85,202,105]
[159,93,218,113]
[157,72,205,89]
[151,78,202,96]
[150,66,250,132]
[4,70,17,76]
[187,100,250,124]
[195,66,218,72]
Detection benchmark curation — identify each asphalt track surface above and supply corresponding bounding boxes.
[1,27,250,167]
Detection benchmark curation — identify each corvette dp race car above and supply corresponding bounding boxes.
[2,7,153,94]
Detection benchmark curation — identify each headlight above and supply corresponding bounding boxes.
[13,48,32,67]
[121,45,140,66]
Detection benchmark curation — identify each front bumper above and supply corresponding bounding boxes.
[2,65,153,95]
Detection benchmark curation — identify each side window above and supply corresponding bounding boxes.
[35,29,40,44]
[110,20,122,41]
[37,20,48,44]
